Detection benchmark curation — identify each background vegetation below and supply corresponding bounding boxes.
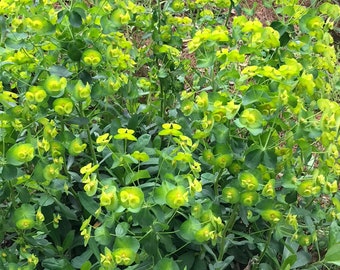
[0,0,340,269]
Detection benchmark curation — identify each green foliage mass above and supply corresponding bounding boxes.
[0,0,340,269]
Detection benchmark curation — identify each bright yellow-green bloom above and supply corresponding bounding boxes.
[195,225,214,243]
[80,163,99,175]
[239,108,263,129]
[53,97,74,115]
[239,171,259,191]
[82,49,102,66]
[114,128,137,141]
[119,187,144,209]
[297,180,321,197]
[222,186,240,204]
[112,248,136,266]
[131,151,149,162]
[159,123,182,136]
[6,143,35,166]
[44,75,67,97]
[166,186,189,208]
[261,209,282,224]
[69,138,86,156]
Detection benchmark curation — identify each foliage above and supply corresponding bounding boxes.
[0,0,340,269]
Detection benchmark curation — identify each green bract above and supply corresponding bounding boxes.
[119,187,144,211]
[6,143,35,166]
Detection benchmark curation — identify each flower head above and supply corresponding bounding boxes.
[114,128,137,141]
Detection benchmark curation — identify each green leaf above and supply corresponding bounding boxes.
[66,117,89,126]
[291,250,311,269]
[329,221,340,247]
[212,123,229,143]
[69,10,82,28]
[80,261,92,270]
[197,52,216,68]
[78,192,99,216]
[1,164,17,180]
[49,65,73,78]
[114,236,140,253]
[263,149,277,169]
[71,249,93,269]
[115,222,129,237]
[100,15,116,34]
[42,258,72,270]
[280,254,297,270]
[179,217,201,241]
[242,86,270,105]
[178,252,196,270]
[134,134,151,151]
[62,230,75,252]
[245,149,263,169]
[324,243,340,266]
[94,226,111,246]
[154,258,180,270]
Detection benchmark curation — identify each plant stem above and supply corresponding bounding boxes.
[218,204,239,261]
[78,102,98,165]
[258,228,273,263]
[225,0,234,27]
[214,169,224,197]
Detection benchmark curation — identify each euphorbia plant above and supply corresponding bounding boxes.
[0,0,340,269]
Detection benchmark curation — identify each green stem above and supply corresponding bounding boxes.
[214,169,224,197]
[78,102,98,165]
[218,204,239,261]
[225,0,234,27]
[258,228,273,263]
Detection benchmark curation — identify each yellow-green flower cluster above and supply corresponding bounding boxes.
[188,26,229,52]
[233,16,280,50]
[114,128,137,141]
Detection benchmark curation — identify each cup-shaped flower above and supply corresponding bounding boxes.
[226,100,241,120]
[297,180,321,197]
[53,97,74,115]
[306,16,324,30]
[202,149,215,165]
[82,49,102,67]
[298,234,313,246]
[262,179,276,198]
[194,225,214,243]
[240,191,259,206]
[166,186,189,209]
[100,188,119,211]
[43,163,61,183]
[159,123,182,136]
[6,143,35,166]
[68,138,87,156]
[14,204,35,230]
[73,80,91,101]
[261,209,282,224]
[101,247,115,269]
[84,177,98,197]
[222,186,240,204]
[114,128,137,141]
[181,100,195,116]
[44,75,67,97]
[25,16,54,33]
[239,108,263,130]
[215,154,233,169]
[195,91,209,109]
[112,248,136,266]
[131,151,149,162]
[239,171,259,191]
[119,187,144,210]
[26,86,47,103]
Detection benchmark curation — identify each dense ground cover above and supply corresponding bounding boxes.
[0,0,340,269]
